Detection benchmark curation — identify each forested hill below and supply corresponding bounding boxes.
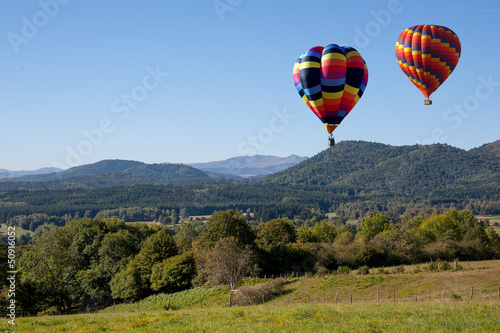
[0,141,498,224]
[259,140,500,211]
[2,160,215,188]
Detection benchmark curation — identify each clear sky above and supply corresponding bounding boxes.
[1,0,499,170]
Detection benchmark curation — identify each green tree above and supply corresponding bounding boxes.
[109,258,144,301]
[174,221,200,253]
[77,228,139,303]
[332,231,358,267]
[150,252,196,293]
[447,209,478,236]
[312,221,338,243]
[110,227,178,300]
[418,214,462,243]
[358,214,392,241]
[197,210,255,250]
[296,226,317,243]
[170,209,180,225]
[179,208,189,221]
[256,218,296,250]
[19,226,76,311]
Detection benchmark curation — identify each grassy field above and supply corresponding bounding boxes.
[0,224,32,239]
[477,214,500,235]
[8,301,500,332]
[8,260,500,332]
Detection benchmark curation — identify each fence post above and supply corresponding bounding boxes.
[335,291,338,304]
[323,292,326,303]
[470,286,473,300]
[393,291,395,302]
[350,293,352,304]
[200,299,203,308]
[113,302,115,313]
[443,288,446,300]
[377,292,379,302]
[415,292,418,302]
[498,286,500,300]
[307,293,310,303]
[428,290,431,300]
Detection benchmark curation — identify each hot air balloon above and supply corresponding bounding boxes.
[395,24,461,105]
[293,44,368,146]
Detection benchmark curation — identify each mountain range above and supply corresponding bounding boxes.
[0,167,62,178]
[0,140,498,221]
[188,154,308,178]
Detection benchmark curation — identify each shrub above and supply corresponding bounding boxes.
[357,265,370,275]
[231,279,285,306]
[337,265,350,274]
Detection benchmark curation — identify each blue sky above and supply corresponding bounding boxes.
[1,0,499,170]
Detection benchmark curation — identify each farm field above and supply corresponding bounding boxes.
[7,261,500,332]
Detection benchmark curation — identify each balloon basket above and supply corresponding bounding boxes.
[328,135,335,147]
[424,99,432,105]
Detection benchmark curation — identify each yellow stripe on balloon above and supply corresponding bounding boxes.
[322,53,345,61]
[344,84,359,95]
[309,99,324,107]
[300,61,320,69]
[322,91,343,99]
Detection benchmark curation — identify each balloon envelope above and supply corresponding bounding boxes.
[293,44,368,134]
[395,24,461,100]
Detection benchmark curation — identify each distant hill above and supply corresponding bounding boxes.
[2,160,214,188]
[188,155,308,178]
[0,167,62,178]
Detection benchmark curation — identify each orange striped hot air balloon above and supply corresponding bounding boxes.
[395,25,461,105]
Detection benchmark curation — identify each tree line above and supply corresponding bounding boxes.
[2,208,499,315]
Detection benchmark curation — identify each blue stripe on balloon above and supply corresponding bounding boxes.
[321,78,345,86]
[303,85,322,96]
[303,50,322,59]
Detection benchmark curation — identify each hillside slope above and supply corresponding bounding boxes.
[263,140,500,199]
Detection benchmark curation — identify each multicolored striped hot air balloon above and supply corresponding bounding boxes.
[395,24,461,105]
[293,44,368,146]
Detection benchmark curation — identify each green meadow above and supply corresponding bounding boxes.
[7,261,500,333]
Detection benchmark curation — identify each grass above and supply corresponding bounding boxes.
[477,214,500,235]
[9,301,500,332]
[9,260,500,332]
[0,224,32,239]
